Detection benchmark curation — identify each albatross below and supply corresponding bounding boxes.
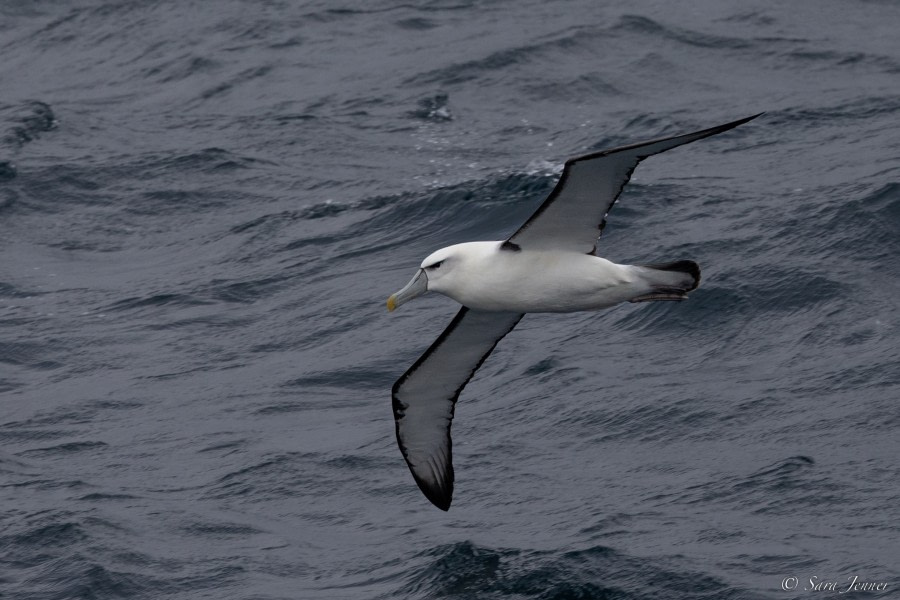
[387,114,761,510]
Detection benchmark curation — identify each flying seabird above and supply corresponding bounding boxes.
[387,114,761,510]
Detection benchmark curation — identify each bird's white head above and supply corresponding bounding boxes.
[386,242,497,311]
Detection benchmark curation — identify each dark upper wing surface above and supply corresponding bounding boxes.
[392,307,523,510]
[506,114,762,253]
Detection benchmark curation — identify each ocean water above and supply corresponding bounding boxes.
[1,1,899,598]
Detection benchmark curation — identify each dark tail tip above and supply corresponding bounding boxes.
[640,260,701,291]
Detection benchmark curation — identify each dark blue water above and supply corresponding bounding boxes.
[2,1,898,598]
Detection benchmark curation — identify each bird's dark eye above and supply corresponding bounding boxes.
[427,260,444,270]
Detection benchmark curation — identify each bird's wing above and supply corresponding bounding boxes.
[392,307,523,510]
[505,114,762,254]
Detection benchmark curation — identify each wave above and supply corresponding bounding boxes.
[0,100,56,179]
[655,455,851,517]
[394,541,758,600]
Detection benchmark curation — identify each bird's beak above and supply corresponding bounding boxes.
[387,269,428,312]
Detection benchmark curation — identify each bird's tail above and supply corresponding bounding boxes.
[629,260,700,303]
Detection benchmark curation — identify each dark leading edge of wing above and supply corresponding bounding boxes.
[392,308,523,510]
[506,114,763,254]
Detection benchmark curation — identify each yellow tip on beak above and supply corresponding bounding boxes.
[386,295,397,312]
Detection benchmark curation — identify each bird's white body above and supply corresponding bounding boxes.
[423,241,648,313]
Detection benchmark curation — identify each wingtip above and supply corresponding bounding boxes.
[416,478,453,511]
[434,496,452,511]
[398,439,455,510]
[738,112,765,123]
[709,112,764,134]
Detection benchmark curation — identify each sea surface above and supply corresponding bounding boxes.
[1,1,898,599]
